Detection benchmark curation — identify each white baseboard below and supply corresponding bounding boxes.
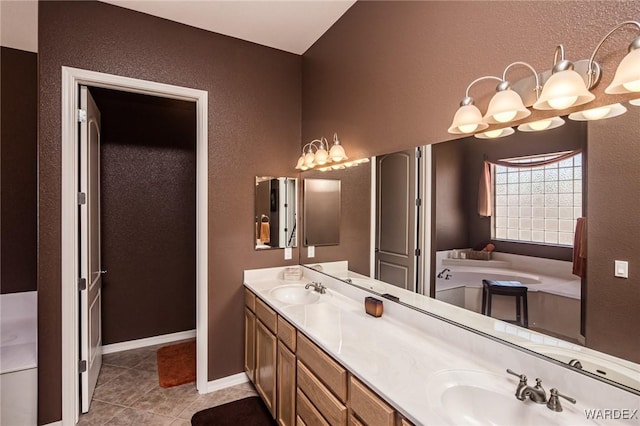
[43,422,62,426]
[203,372,250,394]
[102,329,196,354]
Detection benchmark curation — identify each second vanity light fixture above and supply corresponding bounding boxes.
[295,133,369,171]
[448,20,640,138]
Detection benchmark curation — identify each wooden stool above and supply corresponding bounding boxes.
[481,279,529,328]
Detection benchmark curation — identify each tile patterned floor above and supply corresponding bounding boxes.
[78,340,258,425]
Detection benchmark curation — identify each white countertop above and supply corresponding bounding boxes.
[244,267,638,425]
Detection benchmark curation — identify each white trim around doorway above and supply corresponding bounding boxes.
[60,66,208,425]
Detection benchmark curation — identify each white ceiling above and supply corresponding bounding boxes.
[100,0,356,55]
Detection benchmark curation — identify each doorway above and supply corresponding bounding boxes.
[61,67,208,425]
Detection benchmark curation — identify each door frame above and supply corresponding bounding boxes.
[61,66,208,425]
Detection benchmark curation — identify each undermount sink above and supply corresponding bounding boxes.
[269,284,322,305]
[426,369,589,426]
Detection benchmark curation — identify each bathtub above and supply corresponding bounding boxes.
[435,260,581,342]
[1,291,38,426]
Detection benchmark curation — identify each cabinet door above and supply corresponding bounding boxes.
[244,308,256,383]
[277,341,296,426]
[256,319,277,418]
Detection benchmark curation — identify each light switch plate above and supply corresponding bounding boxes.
[614,260,628,278]
[284,247,292,260]
[308,245,315,258]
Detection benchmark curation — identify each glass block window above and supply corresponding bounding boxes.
[493,152,582,246]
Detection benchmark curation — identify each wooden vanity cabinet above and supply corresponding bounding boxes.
[244,289,256,383]
[255,298,278,418]
[349,376,395,426]
[296,332,348,426]
[277,317,297,426]
[245,290,415,426]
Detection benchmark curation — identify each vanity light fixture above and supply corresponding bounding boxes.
[447,76,499,134]
[317,157,370,172]
[517,116,565,132]
[603,21,640,94]
[474,127,515,139]
[295,133,350,171]
[447,21,640,135]
[568,103,627,121]
[533,45,596,111]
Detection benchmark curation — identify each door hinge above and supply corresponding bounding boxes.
[79,360,87,373]
[78,192,86,205]
[78,109,87,123]
[415,248,421,256]
[416,147,422,159]
[78,278,87,291]
[416,198,422,207]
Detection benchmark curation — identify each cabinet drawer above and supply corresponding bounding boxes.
[245,288,256,312]
[296,415,308,426]
[296,333,347,402]
[349,376,395,426]
[256,297,278,334]
[277,316,297,352]
[297,361,347,426]
[296,388,329,426]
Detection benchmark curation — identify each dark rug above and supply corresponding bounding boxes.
[156,340,196,388]
[191,396,277,426]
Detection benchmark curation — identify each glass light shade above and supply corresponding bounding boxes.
[533,70,595,110]
[474,127,515,139]
[630,98,640,106]
[517,116,565,132]
[304,151,316,167]
[447,104,489,134]
[568,103,627,121]
[314,147,329,165]
[484,89,531,124]
[295,155,305,170]
[605,48,640,94]
[329,143,347,162]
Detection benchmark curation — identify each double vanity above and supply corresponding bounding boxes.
[244,265,639,425]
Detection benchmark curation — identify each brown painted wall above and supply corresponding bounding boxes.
[1,47,37,294]
[91,88,196,345]
[302,1,640,367]
[433,140,468,252]
[587,106,640,363]
[38,1,301,423]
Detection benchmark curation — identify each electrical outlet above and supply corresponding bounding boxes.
[308,245,315,258]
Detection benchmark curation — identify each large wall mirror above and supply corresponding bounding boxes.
[303,178,341,246]
[300,106,640,394]
[255,176,297,250]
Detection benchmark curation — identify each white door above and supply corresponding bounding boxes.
[79,85,103,413]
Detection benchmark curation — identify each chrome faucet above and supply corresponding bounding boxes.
[305,282,327,294]
[437,268,451,279]
[507,369,547,403]
[568,359,583,369]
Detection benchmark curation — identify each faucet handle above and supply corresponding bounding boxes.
[546,388,576,412]
[506,369,527,383]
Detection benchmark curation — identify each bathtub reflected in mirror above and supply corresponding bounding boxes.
[254,176,297,250]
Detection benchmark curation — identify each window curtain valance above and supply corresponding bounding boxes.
[477,150,582,217]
